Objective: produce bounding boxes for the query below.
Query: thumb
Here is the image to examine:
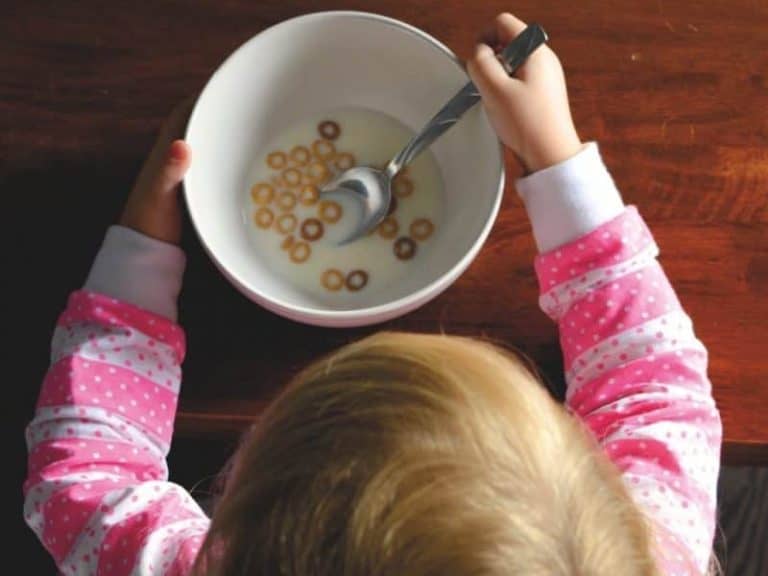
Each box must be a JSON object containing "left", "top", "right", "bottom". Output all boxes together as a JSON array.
[{"left": 150, "top": 140, "right": 191, "bottom": 199}]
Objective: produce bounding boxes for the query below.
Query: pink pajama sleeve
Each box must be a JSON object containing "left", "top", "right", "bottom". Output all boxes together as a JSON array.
[
  {"left": 24, "top": 227, "right": 209, "bottom": 576},
  {"left": 520, "top": 145, "right": 721, "bottom": 575}
]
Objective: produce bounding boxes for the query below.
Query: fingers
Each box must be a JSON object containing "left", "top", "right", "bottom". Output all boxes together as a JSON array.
[
  {"left": 475, "top": 13, "right": 552, "bottom": 85},
  {"left": 141, "top": 97, "right": 196, "bottom": 181},
  {"left": 470, "top": 12, "right": 536, "bottom": 93},
  {"left": 495, "top": 13, "right": 527, "bottom": 44},
  {"left": 479, "top": 13, "right": 528, "bottom": 49},
  {"left": 150, "top": 140, "right": 191, "bottom": 198},
  {"left": 467, "top": 43, "right": 518, "bottom": 100},
  {"left": 161, "top": 97, "right": 196, "bottom": 139}
]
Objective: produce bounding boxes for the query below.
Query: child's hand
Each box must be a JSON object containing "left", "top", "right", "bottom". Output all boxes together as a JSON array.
[
  {"left": 467, "top": 13, "right": 583, "bottom": 173},
  {"left": 119, "top": 101, "right": 193, "bottom": 245}
]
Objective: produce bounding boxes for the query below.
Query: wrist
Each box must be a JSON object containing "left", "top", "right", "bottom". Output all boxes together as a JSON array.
[
  {"left": 524, "top": 128, "right": 583, "bottom": 173},
  {"left": 119, "top": 194, "right": 182, "bottom": 246}
]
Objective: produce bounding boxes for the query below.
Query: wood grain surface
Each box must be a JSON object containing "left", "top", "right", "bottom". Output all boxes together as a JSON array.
[{"left": 4, "top": 1, "right": 767, "bottom": 483}]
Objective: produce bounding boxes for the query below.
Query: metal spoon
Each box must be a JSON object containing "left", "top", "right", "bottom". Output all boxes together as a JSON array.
[{"left": 321, "top": 24, "right": 548, "bottom": 244}]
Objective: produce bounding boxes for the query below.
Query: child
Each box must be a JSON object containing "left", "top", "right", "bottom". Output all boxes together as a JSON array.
[{"left": 24, "top": 13, "right": 721, "bottom": 576}]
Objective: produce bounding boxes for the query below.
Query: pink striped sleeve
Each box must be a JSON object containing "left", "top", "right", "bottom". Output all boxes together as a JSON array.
[
  {"left": 535, "top": 207, "right": 722, "bottom": 575},
  {"left": 24, "top": 291, "right": 209, "bottom": 576}
]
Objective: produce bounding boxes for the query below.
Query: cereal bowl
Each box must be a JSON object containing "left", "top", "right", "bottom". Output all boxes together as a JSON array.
[{"left": 184, "top": 11, "right": 504, "bottom": 327}]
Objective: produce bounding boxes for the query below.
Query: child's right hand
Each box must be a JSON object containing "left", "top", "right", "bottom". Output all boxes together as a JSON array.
[{"left": 467, "top": 13, "right": 583, "bottom": 173}]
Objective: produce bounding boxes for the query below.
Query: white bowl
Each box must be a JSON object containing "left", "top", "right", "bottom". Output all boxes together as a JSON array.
[{"left": 184, "top": 11, "right": 504, "bottom": 327}]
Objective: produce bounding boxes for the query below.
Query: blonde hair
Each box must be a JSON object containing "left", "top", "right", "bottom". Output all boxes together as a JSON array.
[{"left": 193, "top": 332, "right": 663, "bottom": 575}]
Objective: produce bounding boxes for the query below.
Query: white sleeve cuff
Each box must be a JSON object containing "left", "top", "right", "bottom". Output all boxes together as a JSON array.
[
  {"left": 516, "top": 143, "right": 625, "bottom": 253},
  {"left": 84, "top": 226, "right": 186, "bottom": 320}
]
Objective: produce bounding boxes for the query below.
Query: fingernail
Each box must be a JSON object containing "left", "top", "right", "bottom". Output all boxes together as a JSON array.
[{"left": 169, "top": 141, "right": 186, "bottom": 162}]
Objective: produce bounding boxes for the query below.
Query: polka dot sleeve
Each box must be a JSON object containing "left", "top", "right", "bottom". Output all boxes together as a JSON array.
[
  {"left": 535, "top": 207, "right": 722, "bottom": 575},
  {"left": 24, "top": 290, "right": 209, "bottom": 575}
]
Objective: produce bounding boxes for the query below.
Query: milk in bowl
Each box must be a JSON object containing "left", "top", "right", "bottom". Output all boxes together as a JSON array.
[{"left": 243, "top": 107, "right": 443, "bottom": 307}]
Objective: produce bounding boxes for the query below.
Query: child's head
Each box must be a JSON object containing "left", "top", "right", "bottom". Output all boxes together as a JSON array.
[{"left": 194, "top": 332, "right": 659, "bottom": 575}]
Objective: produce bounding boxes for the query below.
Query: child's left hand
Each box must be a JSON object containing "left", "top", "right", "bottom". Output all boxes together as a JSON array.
[{"left": 119, "top": 101, "right": 193, "bottom": 245}]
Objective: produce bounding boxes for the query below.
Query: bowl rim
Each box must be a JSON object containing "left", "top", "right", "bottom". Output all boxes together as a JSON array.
[{"left": 183, "top": 10, "right": 505, "bottom": 325}]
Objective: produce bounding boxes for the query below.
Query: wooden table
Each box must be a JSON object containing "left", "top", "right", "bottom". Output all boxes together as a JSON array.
[{"left": 5, "top": 0, "right": 767, "bottom": 474}]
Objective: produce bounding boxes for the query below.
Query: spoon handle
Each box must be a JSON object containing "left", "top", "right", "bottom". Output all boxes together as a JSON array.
[{"left": 386, "top": 24, "right": 548, "bottom": 177}]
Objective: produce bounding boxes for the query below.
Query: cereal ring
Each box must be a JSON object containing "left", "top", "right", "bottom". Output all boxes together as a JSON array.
[
  {"left": 253, "top": 207, "right": 275, "bottom": 229},
  {"left": 281, "top": 235, "right": 295, "bottom": 251},
  {"left": 377, "top": 216, "right": 399, "bottom": 239},
  {"left": 250, "top": 182, "right": 274, "bottom": 205},
  {"left": 300, "top": 174, "right": 313, "bottom": 186},
  {"left": 393, "top": 175, "right": 414, "bottom": 198},
  {"left": 267, "top": 151, "right": 287, "bottom": 169},
  {"left": 318, "top": 120, "right": 341, "bottom": 140},
  {"left": 393, "top": 236, "right": 417, "bottom": 260},
  {"left": 306, "top": 161, "right": 331, "bottom": 185},
  {"left": 321, "top": 269, "right": 344, "bottom": 292},
  {"left": 276, "top": 213, "right": 298, "bottom": 235},
  {"left": 410, "top": 218, "right": 435, "bottom": 241},
  {"left": 300, "top": 218, "right": 325, "bottom": 241},
  {"left": 334, "top": 152, "right": 355, "bottom": 171},
  {"left": 312, "top": 139, "right": 336, "bottom": 160},
  {"left": 290, "top": 241, "right": 311, "bottom": 264},
  {"left": 387, "top": 196, "right": 398, "bottom": 216},
  {"left": 299, "top": 184, "right": 319, "bottom": 206},
  {"left": 277, "top": 191, "right": 297, "bottom": 212},
  {"left": 289, "top": 146, "right": 311, "bottom": 166},
  {"left": 318, "top": 200, "right": 343, "bottom": 224},
  {"left": 282, "top": 168, "right": 302, "bottom": 187},
  {"left": 345, "top": 270, "right": 369, "bottom": 292}
]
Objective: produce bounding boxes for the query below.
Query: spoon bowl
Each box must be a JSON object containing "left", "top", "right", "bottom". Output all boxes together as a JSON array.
[{"left": 322, "top": 165, "right": 391, "bottom": 244}]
